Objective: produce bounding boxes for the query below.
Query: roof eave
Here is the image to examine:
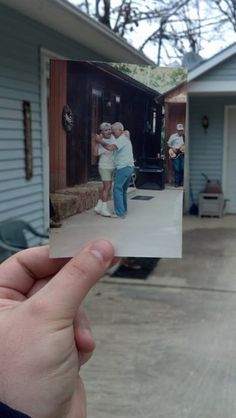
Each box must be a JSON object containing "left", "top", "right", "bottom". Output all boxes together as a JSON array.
[
  {"left": 188, "top": 43, "right": 236, "bottom": 82},
  {"left": 1, "top": 0, "right": 153, "bottom": 65},
  {"left": 90, "top": 62, "right": 162, "bottom": 96}
]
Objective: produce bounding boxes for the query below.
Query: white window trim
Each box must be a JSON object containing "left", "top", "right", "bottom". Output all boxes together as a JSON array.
[
  {"left": 188, "top": 81, "right": 236, "bottom": 94},
  {"left": 222, "top": 105, "right": 236, "bottom": 200},
  {"left": 183, "top": 95, "right": 189, "bottom": 213},
  {"left": 40, "top": 47, "right": 67, "bottom": 230}
]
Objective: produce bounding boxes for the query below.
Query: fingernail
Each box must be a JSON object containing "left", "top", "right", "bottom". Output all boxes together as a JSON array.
[{"left": 90, "top": 240, "right": 114, "bottom": 263}]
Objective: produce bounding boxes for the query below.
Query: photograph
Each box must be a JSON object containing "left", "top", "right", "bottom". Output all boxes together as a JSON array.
[{"left": 49, "top": 60, "right": 187, "bottom": 258}]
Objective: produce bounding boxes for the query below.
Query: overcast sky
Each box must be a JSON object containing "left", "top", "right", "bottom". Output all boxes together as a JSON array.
[{"left": 69, "top": 0, "right": 236, "bottom": 64}]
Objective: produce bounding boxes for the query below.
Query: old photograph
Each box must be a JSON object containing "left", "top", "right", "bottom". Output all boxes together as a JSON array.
[{"left": 49, "top": 60, "right": 187, "bottom": 257}]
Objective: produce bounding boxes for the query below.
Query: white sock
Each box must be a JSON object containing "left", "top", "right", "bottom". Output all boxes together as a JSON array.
[
  {"left": 100, "top": 202, "right": 112, "bottom": 217},
  {"left": 95, "top": 199, "right": 102, "bottom": 209}
]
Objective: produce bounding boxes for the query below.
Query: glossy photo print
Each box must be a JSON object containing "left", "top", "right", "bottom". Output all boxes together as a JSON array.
[{"left": 49, "top": 60, "right": 187, "bottom": 258}]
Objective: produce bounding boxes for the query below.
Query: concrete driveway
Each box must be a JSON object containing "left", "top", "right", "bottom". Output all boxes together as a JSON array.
[{"left": 82, "top": 215, "right": 236, "bottom": 418}]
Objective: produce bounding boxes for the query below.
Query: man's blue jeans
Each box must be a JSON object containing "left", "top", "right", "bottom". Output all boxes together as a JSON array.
[
  {"left": 173, "top": 154, "right": 184, "bottom": 186},
  {"left": 113, "top": 166, "right": 133, "bottom": 216}
]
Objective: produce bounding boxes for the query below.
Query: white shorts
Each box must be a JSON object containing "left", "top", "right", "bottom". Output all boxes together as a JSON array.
[{"left": 99, "top": 167, "right": 114, "bottom": 181}]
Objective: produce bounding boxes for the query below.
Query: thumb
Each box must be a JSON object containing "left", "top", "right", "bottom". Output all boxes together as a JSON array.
[{"left": 27, "top": 240, "right": 114, "bottom": 322}]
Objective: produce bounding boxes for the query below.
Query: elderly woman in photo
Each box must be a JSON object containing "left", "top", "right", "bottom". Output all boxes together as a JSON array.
[{"left": 93, "top": 122, "right": 115, "bottom": 217}]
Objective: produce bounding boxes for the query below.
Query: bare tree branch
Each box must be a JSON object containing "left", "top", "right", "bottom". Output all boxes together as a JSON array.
[
  {"left": 75, "top": 0, "right": 236, "bottom": 64},
  {"left": 77, "top": 0, "right": 91, "bottom": 14},
  {"left": 213, "top": 0, "right": 236, "bottom": 31},
  {"left": 95, "top": 0, "right": 111, "bottom": 27}
]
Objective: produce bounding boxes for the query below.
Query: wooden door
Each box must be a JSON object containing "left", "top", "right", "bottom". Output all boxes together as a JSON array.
[{"left": 49, "top": 60, "right": 67, "bottom": 192}]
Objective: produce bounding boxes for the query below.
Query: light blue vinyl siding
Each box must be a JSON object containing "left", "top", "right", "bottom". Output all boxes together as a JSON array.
[
  {"left": 0, "top": 3, "right": 104, "bottom": 256},
  {"left": 197, "top": 54, "right": 236, "bottom": 82},
  {"left": 189, "top": 96, "right": 236, "bottom": 202}
]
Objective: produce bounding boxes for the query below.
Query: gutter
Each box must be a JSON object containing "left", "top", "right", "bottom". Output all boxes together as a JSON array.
[
  {"left": 0, "top": 0, "right": 154, "bottom": 65},
  {"left": 56, "top": 0, "right": 154, "bottom": 64}
]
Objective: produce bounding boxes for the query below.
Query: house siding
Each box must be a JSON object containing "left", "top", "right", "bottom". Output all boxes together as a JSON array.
[
  {"left": 197, "top": 54, "right": 236, "bottom": 82},
  {"left": 189, "top": 96, "right": 236, "bottom": 203},
  {"left": 0, "top": 3, "right": 104, "bottom": 255}
]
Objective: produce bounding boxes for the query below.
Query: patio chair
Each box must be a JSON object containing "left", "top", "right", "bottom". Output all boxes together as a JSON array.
[{"left": 0, "top": 220, "right": 49, "bottom": 257}]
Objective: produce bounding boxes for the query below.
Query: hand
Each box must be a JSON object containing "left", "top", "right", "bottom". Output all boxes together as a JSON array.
[
  {"left": 95, "top": 133, "right": 103, "bottom": 143},
  {"left": 0, "top": 240, "right": 114, "bottom": 418},
  {"left": 124, "top": 130, "right": 130, "bottom": 139},
  {"left": 105, "top": 144, "right": 117, "bottom": 151}
]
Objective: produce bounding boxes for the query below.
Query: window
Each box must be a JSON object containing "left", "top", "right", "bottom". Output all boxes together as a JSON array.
[{"left": 152, "top": 110, "right": 157, "bottom": 134}]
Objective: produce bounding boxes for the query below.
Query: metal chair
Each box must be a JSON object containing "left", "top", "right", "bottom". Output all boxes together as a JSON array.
[{"left": 0, "top": 220, "right": 49, "bottom": 258}]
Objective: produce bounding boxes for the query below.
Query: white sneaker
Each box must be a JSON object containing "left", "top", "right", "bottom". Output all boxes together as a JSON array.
[
  {"left": 100, "top": 202, "right": 112, "bottom": 217},
  {"left": 94, "top": 199, "right": 102, "bottom": 214}
]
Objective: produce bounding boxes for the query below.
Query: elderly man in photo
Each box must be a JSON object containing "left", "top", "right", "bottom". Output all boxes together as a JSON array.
[
  {"left": 98, "top": 122, "right": 134, "bottom": 218},
  {"left": 168, "top": 123, "right": 185, "bottom": 188}
]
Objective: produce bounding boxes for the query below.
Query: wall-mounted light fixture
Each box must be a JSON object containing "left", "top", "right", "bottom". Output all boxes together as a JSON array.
[{"left": 202, "top": 115, "right": 209, "bottom": 133}]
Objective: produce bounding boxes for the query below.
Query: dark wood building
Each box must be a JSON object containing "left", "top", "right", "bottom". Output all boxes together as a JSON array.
[{"left": 50, "top": 60, "right": 163, "bottom": 192}]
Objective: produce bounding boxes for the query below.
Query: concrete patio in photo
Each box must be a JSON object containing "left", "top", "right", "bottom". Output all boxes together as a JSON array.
[
  {"left": 50, "top": 188, "right": 183, "bottom": 259},
  {"left": 80, "top": 214, "right": 236, "bottom": 418}
]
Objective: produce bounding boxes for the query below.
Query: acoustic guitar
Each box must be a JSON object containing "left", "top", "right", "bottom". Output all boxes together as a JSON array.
[{"left": 168, "top": 143, "right": 185, "bottom": 160}]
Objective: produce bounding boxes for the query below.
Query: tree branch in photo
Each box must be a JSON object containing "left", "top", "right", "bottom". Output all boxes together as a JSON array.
[
  {"left": 213, "top": 0, "right": 236, "bottom": 31},
  {"left": 74, "top": 0, "right": 236, "bottom": 64}
]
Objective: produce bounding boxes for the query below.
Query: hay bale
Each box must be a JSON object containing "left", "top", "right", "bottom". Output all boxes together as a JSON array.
[
  {"left": 50, "top": 193, "right": 78, "bottom": 221},
  {"left": 51, "top": 182, "right": 104, "bottom": 219}
]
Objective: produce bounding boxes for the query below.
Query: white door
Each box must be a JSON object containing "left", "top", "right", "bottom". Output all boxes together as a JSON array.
[{"left": 223, "top": 106, "right": 236, "bottom": 213}]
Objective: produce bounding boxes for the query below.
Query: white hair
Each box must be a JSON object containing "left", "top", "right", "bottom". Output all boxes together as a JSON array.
[
  {"left": 100, "top": 122, "right": 111, "bottom": 131},
  {"left": 112, "top": 122, "right": 124, "bottom": 131}
]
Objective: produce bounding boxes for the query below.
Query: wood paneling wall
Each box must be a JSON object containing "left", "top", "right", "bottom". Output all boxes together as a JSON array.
[{"left": 49, "top": 60, "right": 67, "bottom": 192}]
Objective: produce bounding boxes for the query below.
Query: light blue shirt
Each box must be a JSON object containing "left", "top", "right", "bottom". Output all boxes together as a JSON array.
[
  {"left": 168, "top": 133, "right": 184, "bottom": 149},
  {"left": 113, "top": 134, "right": 134, "bottom": 169}
]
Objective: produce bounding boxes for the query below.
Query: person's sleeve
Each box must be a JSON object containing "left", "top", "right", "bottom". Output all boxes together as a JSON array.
[
  {"left": 110, "top": 138, "right": 118, "bottom": 149},
  {"left": 114, "top": 137, "right": 125, "bottom": 150},
  {"left": 0, "top": 402, "right": 31, "bottom": 417}
]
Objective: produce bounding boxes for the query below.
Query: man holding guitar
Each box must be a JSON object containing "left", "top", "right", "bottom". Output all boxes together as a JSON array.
[{"left": 168, "top": 123, "right": 185, "bottom": 187}]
